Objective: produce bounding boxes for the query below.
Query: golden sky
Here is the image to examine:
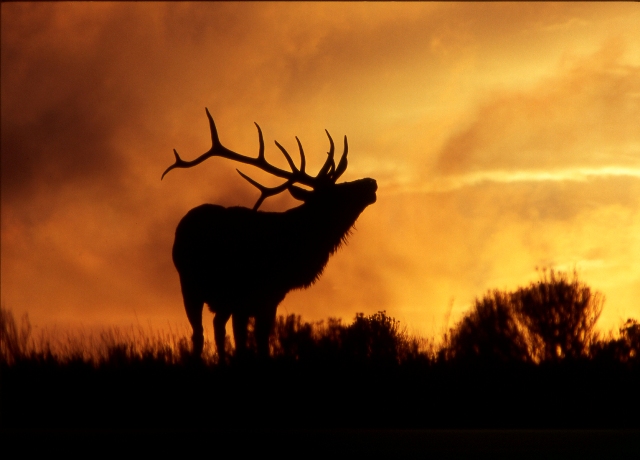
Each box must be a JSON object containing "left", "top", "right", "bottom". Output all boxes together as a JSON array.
[{"left": 2, "top": 2, "right": 639, "bottom": 340}]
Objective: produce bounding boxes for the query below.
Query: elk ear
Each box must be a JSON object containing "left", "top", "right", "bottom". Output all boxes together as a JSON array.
[{"left": 289, "top": 185, "right": 313, "bottom": 202}]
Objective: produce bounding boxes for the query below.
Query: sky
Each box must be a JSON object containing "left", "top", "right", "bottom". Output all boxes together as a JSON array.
[{"left": 2, "top": 2, "right": 639, "bottom": 341}]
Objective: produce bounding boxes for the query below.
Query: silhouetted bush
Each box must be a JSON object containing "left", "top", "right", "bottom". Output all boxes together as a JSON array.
[
  {"left": 442, "top": 270, "right": 604, "bottom": 364},
  {"left": 342, "top": 311, "right": 401, "bottom": 363},
  {"left": 440, "top": 290, "right": 532, "bottom": 364},
  {"left": 592, "top": 318, "right": 639, "bottom": 365},
  {"left": 270, "top": 314, "right": 320, "bottom": 361},
  {"left": 618, "top": 318, "right": 640, "bottom": 360},
  {"left": 513, "top": 269, "right": 603, "bottom": 362},
  {"left": 269, "top": 311, "right": 421, "bottom": 365}
]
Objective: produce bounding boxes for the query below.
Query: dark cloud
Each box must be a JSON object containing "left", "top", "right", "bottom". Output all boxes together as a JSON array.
[
  {"left": 1, "top": 98, "right": 123, "bottom": 204},
  {"left": 1, "top": 3, "right": 151, "bottom": 208}
]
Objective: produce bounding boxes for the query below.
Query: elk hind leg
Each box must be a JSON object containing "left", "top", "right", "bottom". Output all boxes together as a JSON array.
[
  {"left": 182, "top": 290, "right": 205, "bottom": 357},
  {"left": 213, "top": 311, "right": 231, "bottom": 364},
  {"left": 232, "top": 313, "right": 250, "bottom": 360}
]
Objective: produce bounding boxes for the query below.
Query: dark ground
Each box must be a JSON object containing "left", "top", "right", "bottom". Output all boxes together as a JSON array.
[{"left": 3, "top": 358, "right": 639, "bottom": 429}]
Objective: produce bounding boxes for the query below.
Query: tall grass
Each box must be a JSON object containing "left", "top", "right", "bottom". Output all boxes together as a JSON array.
[
  {"left": 1, "top": 270, "right": 636, "bottom": 368},
  {"left": 0, "top": 307, "right": 32, "bottom": 365},
  {"left": 0, "top": 307, "right": 210, "bottom": 366}
]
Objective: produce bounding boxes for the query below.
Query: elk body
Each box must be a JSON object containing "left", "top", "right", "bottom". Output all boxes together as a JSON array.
[{"left": 163, "top": 109, "right": 377, "bottom": 360}]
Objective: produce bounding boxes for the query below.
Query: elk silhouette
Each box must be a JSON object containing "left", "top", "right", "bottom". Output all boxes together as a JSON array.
[{"left": 162, "top": 108, "right": 377, "bottom": 360}]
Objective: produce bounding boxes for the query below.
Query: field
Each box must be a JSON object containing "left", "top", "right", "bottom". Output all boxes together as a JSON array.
[{"left": 2, "top": 272, "right": 639, "bottom": 454}]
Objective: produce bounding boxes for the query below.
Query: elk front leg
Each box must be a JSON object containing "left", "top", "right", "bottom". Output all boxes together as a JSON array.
[{"left": 213, "top": 312, "right": 231, "bottom": 364}]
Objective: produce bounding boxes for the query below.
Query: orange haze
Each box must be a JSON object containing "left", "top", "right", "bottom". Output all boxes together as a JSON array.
[{"left": 2, "top": 3, "right": 639, "bottom": 340}]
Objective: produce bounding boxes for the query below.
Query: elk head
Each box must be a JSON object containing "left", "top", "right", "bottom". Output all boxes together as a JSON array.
[{"left": 161, "top": 108, "right": 377, "bottom": 211}]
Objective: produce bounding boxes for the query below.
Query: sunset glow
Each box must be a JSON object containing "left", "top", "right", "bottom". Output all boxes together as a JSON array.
[{"left": 2, "top": 2, "right": 639, "bottom": 340}]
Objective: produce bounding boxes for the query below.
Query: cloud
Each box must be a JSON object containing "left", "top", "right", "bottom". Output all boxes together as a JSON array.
[
  {"left": 1, "top": 2, "right": 639, "bottom": 338},
  {"left": 392, "top": 166, "right": 640, "bottom": 196},
  {"left": 1, "top": 3, "right": 157, "bottom": 211},
  {"left": 434, "top": 41, "right": 640, "bottom": 177}
]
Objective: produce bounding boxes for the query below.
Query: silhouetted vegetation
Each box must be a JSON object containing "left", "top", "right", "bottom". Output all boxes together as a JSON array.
[
  {"left": 2, "top": 271, "right": 638, "bottom": 433},
  {"left": 440, "top": 269, "right": 605, "bottom": 364},
  {"left": 268, "top": 311, "right": 425, "bottom": 366},
  {"left": 592, "top": 318, "right": 639, "bottom": 364},
  {"left": 439, "top": 290, "right": 532, "bottom": 364},
  {"left": 0, "top": 308, "right": 423, "bottom": 369}
]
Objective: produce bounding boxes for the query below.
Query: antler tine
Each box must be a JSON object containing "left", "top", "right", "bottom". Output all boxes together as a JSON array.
[
  {"left": 206, "top": 107, "right": 221, "bottom": 148},
  {"left": 254, "top": 122, "right": 265, "bottom": 161},
  {"left": 161, "top": 108, "right": 222, "bottom": 180},
  {"left": 237, "top": 169, "right": 294, "bottom": 211},
  {"left": 161, "top": 149, "right": 186, "bottom": 180},
  {"left": 332, "top": 135, "right": 349, "bottom": 182},
  {"left": 295, "top": 137, "right": 306, "bottom": 174},
  {"left": 274, "top": 140, "right": 299, "bottom": 174},
  {"left": 160, "top": 107, "right": 225, "bottom": 180},
  {"left": 316, "top": 130, "right": 335, "bottom": 179}
]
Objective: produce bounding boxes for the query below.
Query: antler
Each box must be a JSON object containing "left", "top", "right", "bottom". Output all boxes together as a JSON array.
[
  {"left": 162, "top": 108, "right": 349, "bottom": 209},
  {"left": 237, "top": 172, "right": 295, "bottom": 211},
  {"left": 313, "top": 131, "right": 349, "bottom": 183}
]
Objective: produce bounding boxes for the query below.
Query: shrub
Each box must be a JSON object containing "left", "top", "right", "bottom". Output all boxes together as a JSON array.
[
  {"left": 441, "top": 290, "right": 532, "bottom": 363},
  {"left": 269, "top": 311, "right": 421, "bottom": 365},
  {"left": 593, "top": 318, "right": 639, "bottom": 364},
  {"left": 343, "top": 311, "right": 412, "bottom": 364},
  {"left": 513, "top": 269, "right": 603, "bottom": 362},
  {"left": 270, "top": 314, "right": 318, "bottom": 360},
  {"left": 442, "top": 270, "right": 604, "bottom": 364}
]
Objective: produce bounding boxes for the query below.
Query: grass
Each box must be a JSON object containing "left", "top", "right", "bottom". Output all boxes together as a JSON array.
[
  {"left": 1, "top": 271, "right": 638, "bottom": 432},
  {"left": 0, "top": 309, "right": 430, "bottom": 368}
]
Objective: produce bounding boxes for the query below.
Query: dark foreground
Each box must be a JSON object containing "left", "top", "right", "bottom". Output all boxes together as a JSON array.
[
  {"left": 2, "top": 280, "right": 638, "bottom": 455},
  {"left": 2, "top": 358, "right": 638, "bottom": 431},
  {"left": 3, "top": 360, "right": 639, "bottom": 457},
  {"left": 3, "top": 343, "right": 639, "bottom": 457},
  {"left": 4, "top": 428, "right": 639, "bottom": 458}
]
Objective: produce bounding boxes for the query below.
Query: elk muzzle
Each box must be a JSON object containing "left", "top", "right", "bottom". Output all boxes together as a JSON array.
[{"left": 361, "top": 178, "right": 378, "bottom": 205}]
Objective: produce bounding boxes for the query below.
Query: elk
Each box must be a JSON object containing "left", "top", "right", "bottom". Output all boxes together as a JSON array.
[{"left": 162, "top": 108, "right": 377, "bottom": 361}]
